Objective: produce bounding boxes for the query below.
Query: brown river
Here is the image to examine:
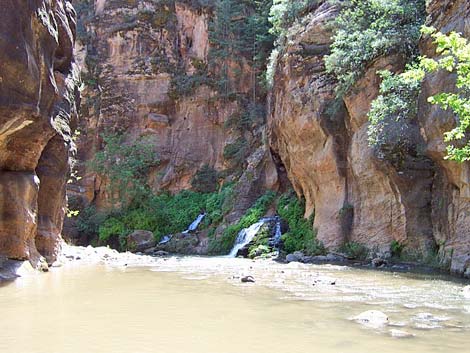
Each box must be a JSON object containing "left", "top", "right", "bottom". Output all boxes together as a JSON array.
[{"left": 1, "top": 254, "right": 470, "bottom": 353}]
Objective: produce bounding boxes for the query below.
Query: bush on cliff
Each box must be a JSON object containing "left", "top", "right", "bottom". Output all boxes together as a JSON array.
[
  {"left": 88, "top": 133, "right": 159, "bottom": 207},
  {"left": 325, "top": 0, "right": 426, "bottom": 99},
  {"left": 368, "top": 27, "right": 470, "bottom": 162},
  {"left": 276, "top": 191, "right": 325, "bottom": 256}
]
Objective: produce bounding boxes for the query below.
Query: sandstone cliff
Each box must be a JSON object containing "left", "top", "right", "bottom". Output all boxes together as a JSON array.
[
  {"left": 268, "top": 0, "right": 470, "bottom": 275},
  {"left": 0, "top": 0, "right": 79, "bottom": 266},
  {"left": 70, "top": 0, "right": 277, "bottom": 212}
]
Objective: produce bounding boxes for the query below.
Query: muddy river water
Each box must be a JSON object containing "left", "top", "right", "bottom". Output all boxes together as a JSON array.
[{"left": 1, "top": 255, "right": 469, "bottom": 353}]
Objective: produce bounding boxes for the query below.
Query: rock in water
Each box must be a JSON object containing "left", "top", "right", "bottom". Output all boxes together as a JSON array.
[
  {"left": 241, "top": 276, "right": 255, "bottom": 283},
  {"left": 127, "top": 231, "right": 156, "bottom": 252},
  {"left": 352, "top": 310, "right": 389, "bottom": 328}
]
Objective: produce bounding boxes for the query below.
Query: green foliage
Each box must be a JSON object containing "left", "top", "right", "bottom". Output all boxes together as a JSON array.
[
  {"left": 76, "top": 206, "right": 107, "bottom": 238},
  {"left": 367, "top": 70, "right": 421, "bottom": 162},
  {"left": 78, "top": 184, "right": 237, "bottom": 251},
  {"left": 99, "top": 217, "right": 128, "bottom": 243},
  {"left": 209, "top": 0, "right": 274, "bottom": 98},
  {"left": 269, "top": 0, "right": 317, "bottom": 37},
  {"left": 204, "top": 182, "right": 235, "bottom": 224},
  {"left": 325, "top": 0, "right": 426, "bottom": 98},
  {"left": 224, "top": 102, "right": 266, "bottom": 132},
  {"left": 208, "top": 191, "right": 277, "bottom": 255},
  {"left": 421, "top": 28, "right": 470, "bottom": 162},
  {"left": 247, "top": 224, "right": 270, "bottom": 257},
  {"left": 168, "top": 70, "right": 214, "bottom": 99},
  {"left": 339, "top": 242, "right": 369, "bottom": 260},
  {"left": 391, "top": 240, "right": 404, "bottom": 258},
  {"left": 88, "top": 133, "right": 159, "bottom": 206},
  {"left": 277, "top": 192, "right": 325, "bottom": 256},
  {"left": 191, "top": 165, "right": 219, "bottom": 193},
  {"left": 223, "top": 138, "right": 248, "bottom": 167},
  {"left": 368, "top": 27, "right": 470, "bottom": 163}
]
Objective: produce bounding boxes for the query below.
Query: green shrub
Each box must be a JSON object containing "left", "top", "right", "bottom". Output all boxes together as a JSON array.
[
  {"left": 81, "top": 184, "right": 239, "bottom": 251},
  {"left": 76, "top": 206, "right": 107, "bottom": 238},
  {"left": 339, "top": 242, "right": 369, "bottom": 260},
  {"left": 269, "top": 0, "right": 318, "bottom": 37},
  {"left": 223, "top": 138, "right": 248, "bottom": 166},
  {"left": 391, "top": 240, "right": 404, "bottom": 258},
  {"left": 277, "top": 191, "right": 325, "bottom": 256},
  {"left": 368, "top": 27, "right": 470, "bottom": 163},
  {"left": 88, "top": 133, "right": 159, "bottom": 207},
  {"left": 205, "top": 183, "right": 235, "bottom": 225},
  {"left": 191, "top": 165, "right": 219, "bottom": 193},
  {"left": 168, "top": 71, "right": 214, "bottom": 99},
  {"left": 325, "top": 0, "right": 426, "bottom": 98},
  {"left": 98, "top": 217, "right": 128, "bottom": 245},
  {"left": 367, "top": 70, "right": 421, "bottom": 163}
]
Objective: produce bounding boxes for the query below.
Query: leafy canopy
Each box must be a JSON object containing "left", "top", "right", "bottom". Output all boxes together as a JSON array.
[
  {"left": 368, "top": 27, "right": 470, "bottom": 162},
  {"left": 325, "top": 0, "right": 425, "bottom": 98}
]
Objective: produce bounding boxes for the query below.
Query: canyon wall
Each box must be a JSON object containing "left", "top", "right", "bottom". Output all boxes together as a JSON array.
[
  {"left": 69, "top": 0, "right": 277, "bottom": 223},
  {"left": 0, "top": 0, "right": 79, "bottom": 266},
  {"left": 269, "top": 0, "right": 470, "bottom": 275}
]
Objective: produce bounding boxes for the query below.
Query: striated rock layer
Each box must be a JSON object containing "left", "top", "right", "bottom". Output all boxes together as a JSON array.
[
  {"left": 0, "top": 1, "right": 79, "bottom": 266},
  {"left": 269, "top": 0, "right": 470, "bottom": 275}
]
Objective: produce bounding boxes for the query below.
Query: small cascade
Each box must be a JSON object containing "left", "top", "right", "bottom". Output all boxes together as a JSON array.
[
  {"left": 228, "top": 216, "right": 284, "bottom": 257},
  {"left": 228, "top": 221, "right": 266, "bottom": 257},
  {"left": 158, "top": 234, "right": 172, "bottom": 245},
  {"left": 271, "top": 216, "right": 282, "bottom": 248},
  {"left": 182, "top": 213, "right": 206, "bottom": 234}
]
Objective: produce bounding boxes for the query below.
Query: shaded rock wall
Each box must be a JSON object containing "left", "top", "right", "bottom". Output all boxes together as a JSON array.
[
  {"left": 269, "top": 0, "right": 470, "bottom": 274},
  {"left": 0, "top": 1, "right": 79, "bottom": 265}
]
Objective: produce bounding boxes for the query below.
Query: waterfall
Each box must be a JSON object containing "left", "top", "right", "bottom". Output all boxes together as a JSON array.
[
  {"left": 182, "top": 213, "right": 206, "bottom": 234},
  {"left": 158, "top": 234, "right": 172, "bottom": 245},
  {"left": 272, "top": 217, "right": 282, "bottom": 247},
  {"left": 228, "top": 220, "right": 266, "bottom": 257},
  {"left": 228, "top": 216, "right": 284, "bottom": 257}
]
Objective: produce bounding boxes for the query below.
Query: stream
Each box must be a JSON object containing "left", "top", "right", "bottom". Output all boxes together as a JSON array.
[{"left": 1, "top": 251, "right": 470, "bottom": 353}]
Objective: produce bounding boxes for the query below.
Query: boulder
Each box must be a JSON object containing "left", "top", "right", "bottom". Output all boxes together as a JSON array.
[
  {"left": 241, "top": 276, "right": 255, "bottom": 283},
  {"left": 127, "top": 231, "right": 156, "bottom": 252},
  {"left": 352, "top": 310, "right": 389, "bottom": 328},
  {"left": 286, "top": 251, "right": 305, "bottom": 263},
  {"left": 371, "top": 258, "right": 388, "bottom": 268},
  {"left": 156, "top": 232, "right": 201, "bottom": 255}
]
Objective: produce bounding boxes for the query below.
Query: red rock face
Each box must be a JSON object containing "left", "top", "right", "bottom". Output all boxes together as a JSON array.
[
  {"left": 269, "top": 0, "right": 470, "bottom": 275},
  {"left": 70, "top": 0, "right": 277, "bottom": 215},
  {"left": 0, "top": 1, "right": 79, "bottom": 266}
]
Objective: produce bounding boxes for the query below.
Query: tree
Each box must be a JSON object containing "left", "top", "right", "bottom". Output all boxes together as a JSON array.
[
  {"left": 209, "top": 0, "right": 244, "bottom": 96},
  {"left": 368, "top": 26, "right": 470, "bottom": 162}
]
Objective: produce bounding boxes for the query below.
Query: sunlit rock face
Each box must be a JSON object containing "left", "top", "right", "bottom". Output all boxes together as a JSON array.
[
  {"left": 71, "top": 0, "right": 277, "bottom": 213},
  {"left": 0, "top": 1, "right": 79, "bottom": 265},
  {"left": 418, "top": 0, "right": 470, "bottom": 276},
  {"left": 269, "top": 0, "right": 470, "bottom": 274}
]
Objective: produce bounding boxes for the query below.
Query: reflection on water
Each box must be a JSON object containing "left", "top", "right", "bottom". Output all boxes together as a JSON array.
[{"left": 0, "top": 256, "right": 469, "bottom": 353}]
